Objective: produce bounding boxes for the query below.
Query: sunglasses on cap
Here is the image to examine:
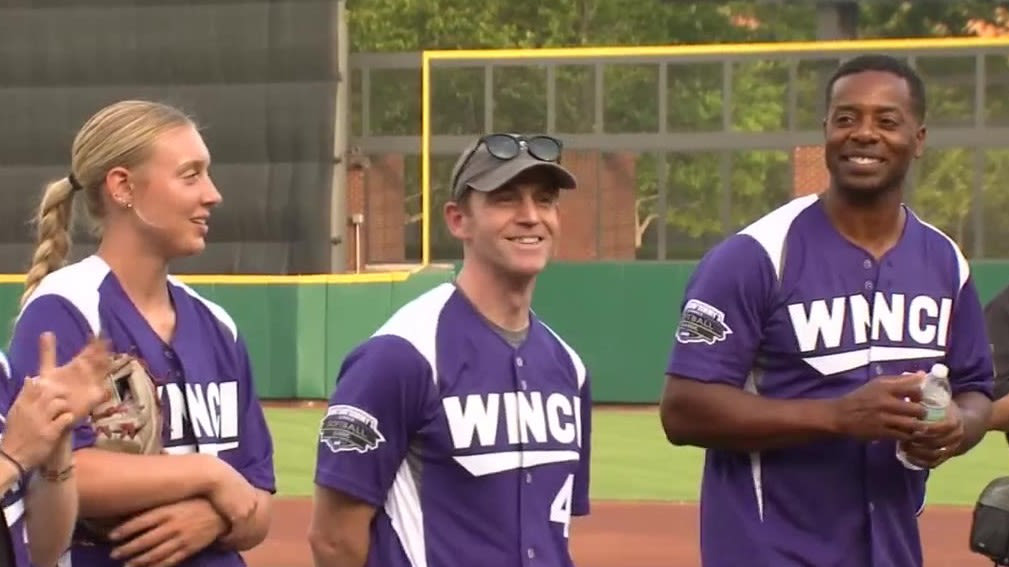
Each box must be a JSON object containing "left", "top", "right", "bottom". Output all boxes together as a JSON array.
[{"left": 450, "top": 133, "right": 564, "bottom": 196}]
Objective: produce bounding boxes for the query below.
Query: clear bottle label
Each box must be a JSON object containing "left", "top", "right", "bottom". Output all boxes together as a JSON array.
[{"left": 921, "top": 404, "right": 946, "bottom": 423}]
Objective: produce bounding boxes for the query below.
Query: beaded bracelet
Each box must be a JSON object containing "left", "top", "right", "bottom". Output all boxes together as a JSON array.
[
  {"left": 38, "top": 464, "right": 74, "bottom": 483},
  {"left": 0, "top": 449, "right": 26, "bottom": 485}
]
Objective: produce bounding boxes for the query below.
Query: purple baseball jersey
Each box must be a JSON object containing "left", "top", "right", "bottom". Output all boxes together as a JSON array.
[
  {"left": 6, "top": 255, "right": 276, "bottom": 567},
  {"left": 0, "top": 352, "right": 32, "bottom": 567},
  {"left": 666, "top": 195, "right": 993, "bottom": 567},
  {"left": 314, "top": 283, "right": 591, "bottom": 567}
]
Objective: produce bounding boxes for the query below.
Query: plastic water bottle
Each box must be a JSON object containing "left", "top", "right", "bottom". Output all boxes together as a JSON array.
[
  {"left": 919, "top": 363, "right": 952, "bottom": 422},
  {"left": 896, "top": 363, "right": 951, "bottom": 471}
]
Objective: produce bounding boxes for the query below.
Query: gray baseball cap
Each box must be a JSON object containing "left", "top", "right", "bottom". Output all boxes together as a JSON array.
[{"left": 449, "top": 136, "right": 577, "bottom": 199}]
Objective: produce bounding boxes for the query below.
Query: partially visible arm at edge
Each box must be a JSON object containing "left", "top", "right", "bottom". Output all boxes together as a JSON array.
[
  {"left": 24, "top": 437, "right": 75, "bottom": 567},
  {"left": 988, "top": 395, "right": 1009, "bottom": 431},
  {"left": 954, "top": 391, "right": 993, "bottom": 456}
]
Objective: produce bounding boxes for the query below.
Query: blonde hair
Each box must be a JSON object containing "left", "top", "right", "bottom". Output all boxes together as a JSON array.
[{"left": 21, "top": 100, "right": 194, "bottom": 306}]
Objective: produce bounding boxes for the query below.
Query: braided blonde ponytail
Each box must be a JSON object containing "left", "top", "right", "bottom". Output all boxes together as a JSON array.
[
  {"left": 20, "top": 100, "right": 193, "bottom": 307},
  {"left": 21, "top": 178, "right": 75, "bottom": 307}
]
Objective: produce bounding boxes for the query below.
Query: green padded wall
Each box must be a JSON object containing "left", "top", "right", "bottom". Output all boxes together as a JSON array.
[
  {"left": 0, "top": 261, "right": 1007, "bottom": 403},
  {"left": 528, "top": 262, "right": 699, "bottom": 403}
]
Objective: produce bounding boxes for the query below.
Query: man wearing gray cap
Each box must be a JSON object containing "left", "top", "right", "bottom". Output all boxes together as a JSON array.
[
  {"left": 310, "top": 133, "right": 593, "bottom": 567},
  {"left": 446, "top": 132, "right": 577, "bottom": 305}
]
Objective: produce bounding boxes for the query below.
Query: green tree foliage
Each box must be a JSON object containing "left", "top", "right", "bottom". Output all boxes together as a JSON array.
[
  {"left": 857, "top": 2, "right": 1009, "bottom": 258},
  {"left": 347, "top": 0, "right": 1009, "bottom": 259}
]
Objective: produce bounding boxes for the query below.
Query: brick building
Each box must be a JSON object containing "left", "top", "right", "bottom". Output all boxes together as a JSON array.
[{"left": 343, "top": 146, "right": 829, "bottom": 270}]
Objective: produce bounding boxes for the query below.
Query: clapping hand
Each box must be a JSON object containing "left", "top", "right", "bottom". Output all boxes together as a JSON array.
[
  {"left": 0, "top": 332, "right": 109, "bottom": 472},
  {"left": 37, "top": 332, "right": 112, "bottom": 421}
]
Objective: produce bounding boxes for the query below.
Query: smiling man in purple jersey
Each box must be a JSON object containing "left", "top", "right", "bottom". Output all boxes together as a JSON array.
[
  {"left": 310, "top": 133, "right": 592, "bottom": 567},
  {"left": 660, "top": 54, "right": 994, "bottom": 567}
]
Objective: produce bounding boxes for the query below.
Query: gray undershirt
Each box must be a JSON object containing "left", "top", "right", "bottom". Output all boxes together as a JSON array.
[
  {"left": 488, "top": 319, "right": 528, "bottom": 348},
  {"left": 453, "top": 282, "right": 529, "bottom": 348}
]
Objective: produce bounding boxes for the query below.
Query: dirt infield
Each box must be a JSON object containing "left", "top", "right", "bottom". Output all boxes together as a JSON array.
[{"left": 241, "top": 498, "right": 990, "bottom": 567}]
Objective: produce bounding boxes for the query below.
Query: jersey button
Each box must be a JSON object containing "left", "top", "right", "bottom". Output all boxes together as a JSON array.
[
  {"left": 521, "top": 380, "right": 528, "bottom": 391},
  {"left": 527, "top": 548, "right": 535, "bottom": 559},
  {"left": 864, "top": 280, "right": 874, "bottom": 291},
  {"left": 525, "top": 472, "right": 532, "bottom": 484},
  {"left": 164, "top": 349, "right": 175, "bottom": 360},
  {"left": 863, "top": 259, "right": 872, "bottom": 269},
  {"left": 516, "top": 357, "right": 524, "bottom": 368}
]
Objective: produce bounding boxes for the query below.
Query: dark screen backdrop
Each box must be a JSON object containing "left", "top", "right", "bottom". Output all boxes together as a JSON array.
[{"left": 0, "top": 0, "right": 339, "bottom": 274}]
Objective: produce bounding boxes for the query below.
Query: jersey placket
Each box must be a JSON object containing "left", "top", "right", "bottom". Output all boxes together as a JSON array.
[
  {"left": 514, "top": 350, "right": 539, "bottom": 565},
  {"left": 863, "top": 255, "right": 884, "bottom": 379},
  {"left": 860, "top": 253, "right": 887, "bottom": 567},
  {"left": 164, "top": 346, "right": 183, "bottom": 382},
  {"left": 163, "top": 346, "right": 197, "bottom": 451}
]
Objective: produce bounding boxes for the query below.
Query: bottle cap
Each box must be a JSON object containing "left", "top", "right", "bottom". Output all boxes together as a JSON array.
[{"left": 929, "top": 363, "right": 949, "bottom": 379}]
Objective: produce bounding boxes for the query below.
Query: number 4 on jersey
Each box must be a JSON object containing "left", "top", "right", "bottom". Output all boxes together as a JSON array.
[{"left": 550, "top": 474, "right": 575, "bottom": 538}]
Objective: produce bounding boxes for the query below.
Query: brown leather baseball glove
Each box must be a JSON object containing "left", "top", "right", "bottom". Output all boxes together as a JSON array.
[
  {"left": 77, "top": 352, "right": 164, "bottom": 542},
  {"left": 89, "top": 353, "right": 163, "bottom": 454}
]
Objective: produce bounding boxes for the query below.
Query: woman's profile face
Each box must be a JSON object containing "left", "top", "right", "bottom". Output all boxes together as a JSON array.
[{"left": 125, "top": 124, "right": 223, "bottom": 259}]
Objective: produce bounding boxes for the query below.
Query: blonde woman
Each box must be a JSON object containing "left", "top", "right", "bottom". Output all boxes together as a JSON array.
[{"left": 7, "top": 100, "right": 275, "bottom": 567}]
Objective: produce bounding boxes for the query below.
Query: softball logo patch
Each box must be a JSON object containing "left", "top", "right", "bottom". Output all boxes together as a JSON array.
[
  {"left": 320, "top": 404, "right": 386, "bottom": 454},
  {"left": 676, "top": 299, "right": 733, "bottom": 345}
]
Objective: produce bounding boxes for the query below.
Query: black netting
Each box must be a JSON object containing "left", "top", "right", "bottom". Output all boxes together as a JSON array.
[{"left": 0, "top": 0, "right": 339, "bottom": 274}]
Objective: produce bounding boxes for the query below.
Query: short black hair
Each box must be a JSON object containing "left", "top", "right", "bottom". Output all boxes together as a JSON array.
[{"left": 824, "top": 54, "right": 926, "bottom": 122}]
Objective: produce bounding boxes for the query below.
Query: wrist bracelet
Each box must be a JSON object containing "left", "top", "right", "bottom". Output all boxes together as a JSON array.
[
  {"left": 0, "top": 449, "right": 26, "bottom": 485},
  {"left": 39, "top": 464, "right": 74, "bottom": 483}
]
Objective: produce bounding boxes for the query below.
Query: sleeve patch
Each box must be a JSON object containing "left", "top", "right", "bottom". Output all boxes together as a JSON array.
[
  {"left": 676, "top": 299, "right": 734, "bottom": 345},
  {"left": 319, "top": 405, "right": 387, "bottom": 454}
]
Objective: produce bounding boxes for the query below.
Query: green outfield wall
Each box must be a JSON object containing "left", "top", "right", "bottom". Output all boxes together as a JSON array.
[{"left": 1, "top": 261, "right": 1007, "bottom": 403}]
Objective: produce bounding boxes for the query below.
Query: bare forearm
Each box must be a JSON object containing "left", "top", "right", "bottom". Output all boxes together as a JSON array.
[
  {"left": 75, "top": 449, "right": 219, "bottom": 517},
  {"left": 954, "top": 391, "right": 993, "bottom": 455},
  {"left": 309, "top": 486, "right": 375, "bottom": 567},
  {"left": 25, "top": 476, "right": 75, "bottom": 567},
  {"left": 219, "top": 490, "right": 271, "bottom": 551},
  {"left": 25, "top": 438, "right": 75, "bottom": 567},
  {"left": 660, "top": 377, "right": 838, "bottom": 451},
  {"left": 988, "top": 396, "right": 1009, "bottom": 431},
  {"left": 309, "top": 534, "right": 369, "bottom": 567}
]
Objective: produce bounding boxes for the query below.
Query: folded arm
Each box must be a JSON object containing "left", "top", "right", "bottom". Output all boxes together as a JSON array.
[
  {"left": 75, "top": 449, "right": 223, "bottom": 518},
  {"left": 213, "top": 335, "right": 276, "bottom": 551},
  {"left": 218, "top": 489, "right": 272, "bottom": 551}
]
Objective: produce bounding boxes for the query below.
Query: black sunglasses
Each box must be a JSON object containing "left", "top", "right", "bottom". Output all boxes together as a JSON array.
[{"left": 451, "top": 133, "right": 563, "bottom": 196}]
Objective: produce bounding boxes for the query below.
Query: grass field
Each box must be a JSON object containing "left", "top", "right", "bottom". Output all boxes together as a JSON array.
[{"left": 265, "top": 406, "right": 1009, "bottom": 506}]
